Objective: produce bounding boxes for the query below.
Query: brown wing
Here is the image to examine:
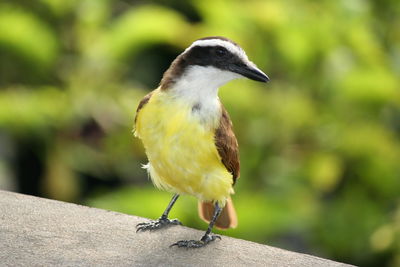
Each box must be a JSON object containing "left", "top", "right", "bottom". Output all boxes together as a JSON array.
[
  {"left": 134, "top": 91, "right": 154, "bottom": 124},
  {"left": 215, "top": 104, "right": 240, "bottom": 184}
]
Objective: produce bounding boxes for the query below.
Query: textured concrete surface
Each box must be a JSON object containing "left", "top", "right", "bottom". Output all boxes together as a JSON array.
[{"left": 0, "top": 190, "right": 355, "bottom": 266}]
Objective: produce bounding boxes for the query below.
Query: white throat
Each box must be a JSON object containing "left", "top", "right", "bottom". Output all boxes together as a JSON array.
[
  {"left": 168, "top": 65, "right": 240, "bottom": 126},
  {"left": 170, "top": 65, "right": 240, "bottom": 102}
]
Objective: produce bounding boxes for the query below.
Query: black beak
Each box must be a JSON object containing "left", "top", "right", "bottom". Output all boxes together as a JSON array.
[{"left": 230, "top": 62, "right": 270, "bottom": 82}]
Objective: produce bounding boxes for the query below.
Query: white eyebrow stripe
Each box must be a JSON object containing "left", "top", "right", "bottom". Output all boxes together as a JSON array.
[{"left": 185, "top": 39, "right": 248, "bottom": 62}]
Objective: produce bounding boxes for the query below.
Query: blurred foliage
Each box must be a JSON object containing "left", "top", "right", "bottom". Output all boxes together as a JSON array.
[{"left": 0, "top": 0, "right": 399, "bottom": 266}]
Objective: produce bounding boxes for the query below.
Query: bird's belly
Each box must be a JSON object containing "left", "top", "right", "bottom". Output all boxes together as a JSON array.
[{"left": 136, "top": 96, "right": 233, "bottom": 203}]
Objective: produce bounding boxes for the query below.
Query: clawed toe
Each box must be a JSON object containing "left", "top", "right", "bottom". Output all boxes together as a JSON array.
[
  {"left": 170, "top": 240, "right": 205, "bottom": 248},
  {"left": 170, "top": 234, "right": 221, "bottom": 248},
  {"left": 136, "top": 217, "right": 182, "bottom": 232},
  {"left": 201, "top": 233, "right": 221, "bottom": 243}
]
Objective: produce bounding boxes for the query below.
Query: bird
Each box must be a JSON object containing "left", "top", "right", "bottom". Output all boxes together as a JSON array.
[{"left": 134, "top": 36, "right": 269, "bottom": 248}]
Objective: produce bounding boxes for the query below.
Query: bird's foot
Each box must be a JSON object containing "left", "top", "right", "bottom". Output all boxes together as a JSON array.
[
  {"left": 170, "top": 234, "right": 221, "bottom": 248},
  {"left": 136, "top": 217, "right": 182, "bottom": 232}
]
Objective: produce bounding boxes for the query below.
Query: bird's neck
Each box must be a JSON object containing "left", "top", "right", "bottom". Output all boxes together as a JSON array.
[
  {"left": 163, "top": 66, "right": 238, "bottom": 128},
  {"left": 168, "top": 65, "right": 238, "bottom": 104}
]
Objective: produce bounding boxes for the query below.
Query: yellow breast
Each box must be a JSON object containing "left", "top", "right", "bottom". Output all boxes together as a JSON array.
[{"left": 135, "top": 89, "right": 234, "bottom": 204}]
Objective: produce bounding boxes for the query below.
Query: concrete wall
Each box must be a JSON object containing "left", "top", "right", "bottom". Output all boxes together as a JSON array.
[{"left": 0, "top": 190, "right": 355, "bottom": 266}]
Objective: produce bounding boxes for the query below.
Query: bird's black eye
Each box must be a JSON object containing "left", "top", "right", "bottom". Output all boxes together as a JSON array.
[{"left": 215, "top": 47, "right": 227, "bottom": 57}]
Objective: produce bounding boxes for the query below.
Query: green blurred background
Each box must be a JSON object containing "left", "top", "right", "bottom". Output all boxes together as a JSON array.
[{"left": 0, "top": 0, "right": 399, "bottom": 266}]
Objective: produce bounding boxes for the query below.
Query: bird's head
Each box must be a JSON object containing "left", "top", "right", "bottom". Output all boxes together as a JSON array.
[{"left": 160, "top": 36, "right": 269, "bottom": 91}]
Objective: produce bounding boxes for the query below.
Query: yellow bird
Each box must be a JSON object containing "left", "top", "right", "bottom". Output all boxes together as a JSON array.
[{"left": 135, "top": 36, "right": 269, "bottom": 248}]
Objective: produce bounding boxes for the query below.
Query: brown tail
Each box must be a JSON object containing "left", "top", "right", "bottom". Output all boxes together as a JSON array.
[{"left": 198, "top": 197, "right": 238, "bottom": 230}]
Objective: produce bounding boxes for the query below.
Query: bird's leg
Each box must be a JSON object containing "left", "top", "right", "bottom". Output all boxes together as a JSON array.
[
  {"left": 136, "top": 194, "right": 182, "bottom": 232},
  {"left": 171, "top": 202, "right": 222, "bottom": 248}
]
